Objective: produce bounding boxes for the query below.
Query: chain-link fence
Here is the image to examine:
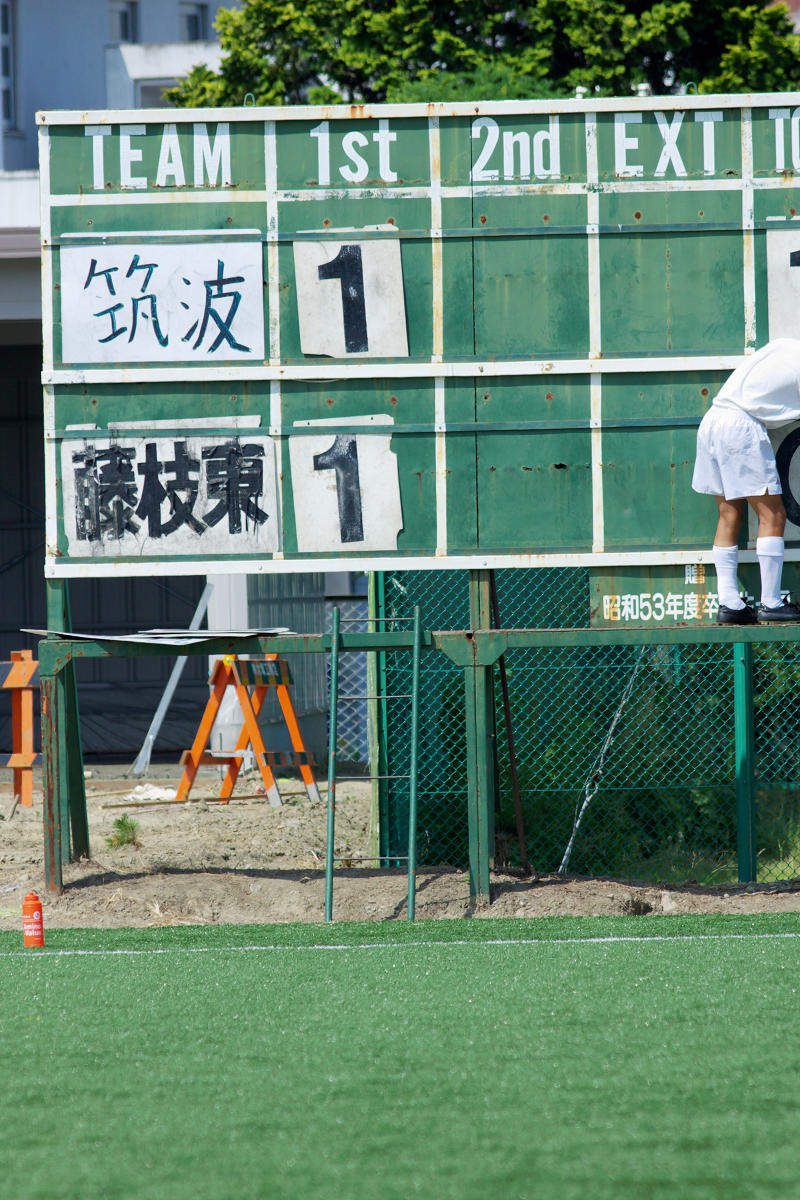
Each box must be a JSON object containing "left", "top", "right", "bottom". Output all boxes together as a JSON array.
[
  {"left": 247, "top": 573, "right": 328, "bottom": 721},
  {"left": 376, "top": 571, "right": 470, "bottom": 869},
  {"left": 326, "top": 597, "right": 369, "bottom": 770},
  {"left": 376, "top": 568, "right": 800, "bottom": 885}
]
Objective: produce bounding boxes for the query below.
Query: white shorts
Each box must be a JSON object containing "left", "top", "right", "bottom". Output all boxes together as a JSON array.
[{"left": 692, "top": 404, "right": 782, "bottom": 500}]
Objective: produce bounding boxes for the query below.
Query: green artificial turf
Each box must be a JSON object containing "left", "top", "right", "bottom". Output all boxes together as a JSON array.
[{"left": 2, "top": 913, "right": 800, "bottom": 1200}]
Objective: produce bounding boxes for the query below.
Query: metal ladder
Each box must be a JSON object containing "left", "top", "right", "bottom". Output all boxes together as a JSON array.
[{"left": 324, "top": 605, "right": 422, "bottom": 922}]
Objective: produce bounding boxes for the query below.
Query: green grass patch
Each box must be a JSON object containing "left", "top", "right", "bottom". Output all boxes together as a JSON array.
[
  {"left": 105, "top": 814, "right": 141, "bottom": 849},
  {"left": 2, "top": 914, "right": 800, "bottom": 1199}
]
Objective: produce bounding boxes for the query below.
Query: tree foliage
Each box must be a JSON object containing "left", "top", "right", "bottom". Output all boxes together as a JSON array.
[{"left": 166, "top": 0, "right": 800, "bottom": 107}]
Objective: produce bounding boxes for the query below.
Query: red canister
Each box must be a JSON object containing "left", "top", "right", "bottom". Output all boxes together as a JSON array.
[{"left": 22, "top": 892, "right": 44, "bottom": 947}]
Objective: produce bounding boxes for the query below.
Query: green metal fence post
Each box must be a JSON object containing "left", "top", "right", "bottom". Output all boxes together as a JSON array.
[
  {"left": 465, "top": 570, "right": 495, "bottom": 903},
  {"left": 407, "top": 605, "right": 422, "bottom": 920},
  {"left": 464, "top": 663, "right": 494, "bottom": 902},
  {"left": 371, "top": 571, "right": 393, "bottom": 866},
  {"left": 45, "top": 579, "right": 89, "bottom": 864},
  {"left": 39, "top": 640, "right": 65, "bottom": 892},
  {"left": 366, "top": 573, "right": 381, "bottom": 864},
  {"left": 324, "top": 606, "right": 341, "bottom": 921},
  {"left": 733, "top": 641, "right": 757, "bottom": 884}
]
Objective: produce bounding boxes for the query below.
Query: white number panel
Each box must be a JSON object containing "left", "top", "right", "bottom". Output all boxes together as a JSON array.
[
  {"left": 60, "top": 242, "right": 265, "bottom": 363},
  {"left": 292, "top": 227, "right": 408, "bottom": 358},
  {"left": 60, "top": 426, "right": 280, "bottom": 557},
  {"left": 767, "top": 228, "right": 800, "bottom": 340},
  {"left": 288, "top": 414, "right": 403, "bottom": 552}
]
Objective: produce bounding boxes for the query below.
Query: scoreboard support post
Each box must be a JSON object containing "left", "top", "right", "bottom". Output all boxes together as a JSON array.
[
  {"left": 44, "top": 578, "right": 89, "bottom": 865},
  {"left": 465, "top": 570, "right": 496, "bottom": 903},
  {"left": 734, "top": 643, "right": 757, "bottom": 884}
]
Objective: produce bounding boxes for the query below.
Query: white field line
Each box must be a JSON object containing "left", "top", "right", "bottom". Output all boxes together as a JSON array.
[{"left": 2, "top": 930, "right": 800, "bottom": 958}]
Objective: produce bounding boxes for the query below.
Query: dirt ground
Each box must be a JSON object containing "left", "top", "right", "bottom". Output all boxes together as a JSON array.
[{"left": 2, "top": 765, "right": 800, "bottom": 928}]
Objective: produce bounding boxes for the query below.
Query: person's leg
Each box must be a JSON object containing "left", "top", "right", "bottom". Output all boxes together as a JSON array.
[
  {"left": 712, "top": 496, "right": 746, "bottom": 610},
  {"left": 748, "top": 492, "right": 787, "bottom": 608},
  {"left": 699, "top": 412, "right": 797, "bottom": 619}
]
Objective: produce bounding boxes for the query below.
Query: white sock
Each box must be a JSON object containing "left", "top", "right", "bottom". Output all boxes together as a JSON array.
[
  {"left": 712, "top": 544, "right": 744, "bottom": 609},
  {"left": 757, "top": 535, "right": 785, "bottom": 608}
]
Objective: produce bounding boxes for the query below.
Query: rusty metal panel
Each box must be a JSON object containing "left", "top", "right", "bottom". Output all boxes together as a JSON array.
[
  {"left": 590, "top": 564, "right": 719, "bottom": 628},
  {"left": 36, "top": 97, "right": 800, "bottom": 579},
  {"left": 591, "top": 562, "right": 800, "bottom": 629}
]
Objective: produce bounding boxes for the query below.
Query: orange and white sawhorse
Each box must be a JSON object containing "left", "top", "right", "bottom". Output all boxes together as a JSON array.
[
  {"left": 175, "top": 654, "right": 320, "bottom": 807},
  {"left": 1, "top": 650, "right": 40, "bottom": 808}
]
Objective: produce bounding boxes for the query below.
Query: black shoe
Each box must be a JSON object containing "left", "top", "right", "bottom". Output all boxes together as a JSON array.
[
  {"left": 717, "top": 603, "right": 758, "bottom": 625},
  {"left": 757, "top": 600, "right": 800, "bottom": 623}
]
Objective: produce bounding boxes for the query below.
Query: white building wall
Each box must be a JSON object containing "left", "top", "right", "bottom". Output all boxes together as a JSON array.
[
  {"left": 0, "top": 257, "right": 40, "bottom": 319},
  {"left": 3, "top": 0, "right": 237, "bottom": 169},
  {"left": 105, "top": 40, "right": 223, "bottom": 109},
  {"left": 0, "top": 170, "right": 40, "bottom": 320},
  {"left": 6, "top": 1, "right": 108, "bottom": 169}
]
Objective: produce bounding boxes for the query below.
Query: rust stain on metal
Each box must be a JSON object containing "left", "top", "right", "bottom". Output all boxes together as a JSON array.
[{"left": 432, "top": 281, "right": 444, "bottom": 355}]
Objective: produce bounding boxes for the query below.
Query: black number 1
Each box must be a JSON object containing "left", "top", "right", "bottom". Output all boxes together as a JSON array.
[
  {"left": 313, "top": 434, "right": 364, "bottom": 542},
  {"left": 318, "top": 245, "right": 368, "bottom": 353}
]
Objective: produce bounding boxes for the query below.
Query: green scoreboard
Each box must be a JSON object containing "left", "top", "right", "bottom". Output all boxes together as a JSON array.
[{"left": 38, "top": 95, "right": 800, "bottom": 581}]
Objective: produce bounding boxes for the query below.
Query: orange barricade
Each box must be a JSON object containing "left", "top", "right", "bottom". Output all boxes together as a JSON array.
[
  {"left": 1, "top": 650, "right": 40, "bottom": 808},
  {"left": 176, "top": 654, "right": 320, "bottom": 807}
]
